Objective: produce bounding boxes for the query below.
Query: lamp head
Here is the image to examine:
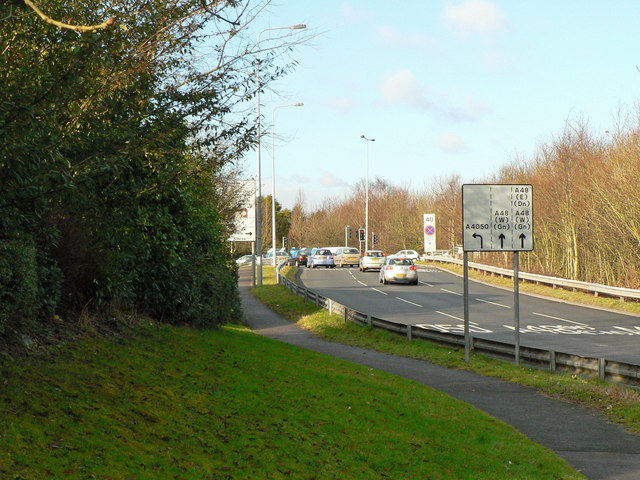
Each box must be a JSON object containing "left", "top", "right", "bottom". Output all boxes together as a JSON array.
[{"left": 291, "top": 24, "right": 307, "bottom": 30}]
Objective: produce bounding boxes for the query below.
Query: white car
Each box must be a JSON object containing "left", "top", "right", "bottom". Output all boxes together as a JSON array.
[
  {"left": 392, "top": 249, "right": 421, "bottom": 261},
  {"left": 379, "top": 257, "right": 419, "bottom": 285},
  {"left": 235, "top": 255, "right": 256, "bottom": 266},
  {"left": 359, "top": 250, "right": 386, "bottom": 272}
]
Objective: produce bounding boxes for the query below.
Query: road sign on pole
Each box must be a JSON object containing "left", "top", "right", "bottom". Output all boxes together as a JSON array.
[
  {"left": 462, "top": 184, "right": 533, "bottom": 252},
  {"left": 423, "top": 214, "right": 436, "bottom": 253},
  {"left": 461, "top": 183, "right": 534, "bottom": 365}
]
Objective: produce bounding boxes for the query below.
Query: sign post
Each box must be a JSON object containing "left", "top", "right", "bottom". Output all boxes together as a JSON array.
[
  {"left": 462, "top": 184, "right": 534, "bottom": 364},
  {"left": 423, "top": 214, "right": 436, "bottom": 253}
]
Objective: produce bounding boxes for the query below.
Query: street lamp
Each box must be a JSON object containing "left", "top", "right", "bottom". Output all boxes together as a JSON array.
[
  {"left": 255, "top": 23, "right": 306, "bottom": 285},
  {"left": 272, "top": 102, "right": 304, "bottom": 267},
  {"left": 361, "top": 134, "right": 375, "bottom": 252}
]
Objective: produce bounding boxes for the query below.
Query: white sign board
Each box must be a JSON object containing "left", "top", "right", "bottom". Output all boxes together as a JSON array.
[
  {"left": 228, "top": 180, "right": 256, "bottom": 242},
  {"left": 423, "top": 214, "right": 436, "bottom": 253},
  {"left": 462, "top": 184, "right": 533, "bottom": 252}
]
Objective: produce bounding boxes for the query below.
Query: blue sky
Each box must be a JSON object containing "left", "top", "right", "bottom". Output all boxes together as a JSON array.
[{"left": 241, "top": 1, "right": 640, "bottom": 210}]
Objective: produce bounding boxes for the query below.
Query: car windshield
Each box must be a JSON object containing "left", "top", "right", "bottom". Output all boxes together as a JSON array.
[
  {"left": 367, "top": 251, "right": 383, "bottom": 257},
  {"left": 390, "top": 258, "right": 412, "bottom": 266}
]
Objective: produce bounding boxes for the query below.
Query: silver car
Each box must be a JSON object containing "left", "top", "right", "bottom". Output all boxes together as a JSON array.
[
  {"left": 309, "top": 248, "right": 336, "bottom": 268},
  {"left": 379, "top": 257, "right": 419, "bottom": 285},
  {"left": 359, "top": 250, "right": 386, "bottom": 272}
]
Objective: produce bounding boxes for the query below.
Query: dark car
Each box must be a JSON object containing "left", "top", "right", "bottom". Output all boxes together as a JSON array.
[{"left": 290, "top": 248, "right": 312, "bottom": 267}]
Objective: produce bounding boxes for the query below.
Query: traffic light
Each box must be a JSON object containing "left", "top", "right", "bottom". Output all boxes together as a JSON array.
[
  {"left": 358, "top": 228, "right": 365, "bottom": 241},
  {"left": 348, "top": 226, "right": 352, "bottom": 239},
  {"left": 283, "top": 237, "right": 288, "bottom": 249},
  {"left": 372, "top": 234, "right": 378, "bottom": 245}
]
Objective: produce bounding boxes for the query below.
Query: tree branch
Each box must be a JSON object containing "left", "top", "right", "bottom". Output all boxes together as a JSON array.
[{"left": 23, "top": 0, "right": 115, "bottom": 32}]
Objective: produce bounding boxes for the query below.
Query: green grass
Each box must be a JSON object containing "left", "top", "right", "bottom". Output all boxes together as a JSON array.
[
  {"left": 255, "top": 266, "right": 640, "bottom": 435},
  {"left": 0, "top": 321, "right": 584, "bottom": 479}
]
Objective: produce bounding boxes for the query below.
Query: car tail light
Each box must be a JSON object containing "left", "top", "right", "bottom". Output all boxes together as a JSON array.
[
  {"left": 410, "top": 265, "right": 417, "bottom": 271},
  {"left": 386, "top": 265, "right": 393, "bottom": 270}
]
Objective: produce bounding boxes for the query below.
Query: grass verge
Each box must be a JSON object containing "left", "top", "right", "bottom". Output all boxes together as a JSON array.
[
  {"left": 0, "top": 318, "right": 583, "bottom": 479},
  {"left": 254, "top": 266, "right": 640, "bottom": 435}
]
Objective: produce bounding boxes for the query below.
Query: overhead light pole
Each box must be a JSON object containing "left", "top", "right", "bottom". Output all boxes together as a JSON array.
[
  {"left": 360, "top": 134, "right": 375, "bottom": 252},
  {"left": 272, "top": 102, "right": 304, "bottom": 267},
  {"left": 255, "top": 23, "right": 306, "bottom": 285}
]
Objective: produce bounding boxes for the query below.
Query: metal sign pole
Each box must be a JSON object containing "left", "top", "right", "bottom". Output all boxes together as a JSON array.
[
  {"left": 514, "top": 251, "right": 520, "bottom": 365},
  {"left": 464, "top": 251, "right": 470, "bottom": 362}
]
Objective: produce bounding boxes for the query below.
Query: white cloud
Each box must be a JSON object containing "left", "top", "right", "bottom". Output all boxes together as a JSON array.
[
  {"left": 443, "top": 0, "right": 508, "bottom": 38},
  {"left": 377, "top": 25, "right": 432, "bottom": 50},
  {"left": 341, "top": 2, "right": 376, "bottom": 23},
  {"left": 380, "top": 69, "right": 490, "bottom": 121},
  {"left": 381, "top": 69, "right": 434, "bottom": 109},
  {"left": 438, "top": 132, "right": 467, "bottom": 153},
  {"left": 328, "top": 96, "right": 356, "bottom": 112},
  {"left": 320, "top": 171, "right": 349, "bottom": 188}
]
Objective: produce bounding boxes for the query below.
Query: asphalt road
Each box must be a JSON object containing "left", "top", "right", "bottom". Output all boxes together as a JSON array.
[{"left": 298, "top": 265, "right": 640, "bottom": 365}]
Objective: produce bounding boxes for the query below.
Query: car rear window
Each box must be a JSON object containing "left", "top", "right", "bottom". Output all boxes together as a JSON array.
[
  {"left": 344, "top": 248, "right": 359, "bottom": 254},
  {"left": 318, "top": 249, "right": 331, "bottom": 255},
  {"left": 367, "top": 252, "right": 383, "bottom": 257}
]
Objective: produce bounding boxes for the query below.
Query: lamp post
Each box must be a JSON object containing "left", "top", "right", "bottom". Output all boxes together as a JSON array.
[
  {"left": 255, "top": 23, "right": 306, "bottom": 285},
  {"left": 272, "top": 102, "right": 304, "bottom": 267},
  {"left": 360, "top": 135, "right": 375, "bottom": 252}
]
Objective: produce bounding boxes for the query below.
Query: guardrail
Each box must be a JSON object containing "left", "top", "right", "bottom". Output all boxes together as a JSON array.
[
  {"left": 277, "top": 271, "right": 640, "bottom": 387},
  {"left": 423, "top": 255, "right": 640, "bottom": 302}
]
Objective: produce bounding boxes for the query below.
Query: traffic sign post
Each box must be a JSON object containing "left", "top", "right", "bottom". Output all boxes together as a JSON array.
[
  {"left": 423, "top": 214, "right": 436, "bottom": 253},
  {"left": 461, "top": 184, "right": 534, "bottom": 364}
]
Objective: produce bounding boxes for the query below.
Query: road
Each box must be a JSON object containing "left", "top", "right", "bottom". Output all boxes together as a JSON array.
[{"left": 298, "top": 265, "right": 640, "bottom": 365}]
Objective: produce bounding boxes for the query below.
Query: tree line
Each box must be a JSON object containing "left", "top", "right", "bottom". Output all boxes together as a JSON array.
[{"left": 269, "top": 116, "right": 640, "bottom": 289}]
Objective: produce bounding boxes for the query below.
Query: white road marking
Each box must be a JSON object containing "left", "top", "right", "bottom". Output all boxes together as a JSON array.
[
  {"left": 395, "top": 297, "right": 422, "bottom": 307},
  {"left": 357, "top": 281, "right": 367, "bottom": 286},
  {"left": 532, "top": 312, "right": 589, "bottom": 327},
  {"left": 419, "top": 281, "right": 434, "bottom": 287},
  {"left": 441, "top": 288, "right": 462, "bottom": 296},
  {"left": 476, "top": 298, "right": 510, "bottom": 309},
  {"left": 436, "top": 310, "right": 464, "bottom": 321},
  {"left": 372, "top": 288, "right": 388, "bottom": 296}
]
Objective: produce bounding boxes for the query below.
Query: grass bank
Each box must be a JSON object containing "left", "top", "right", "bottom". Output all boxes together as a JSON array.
[
  {"left": 0, "top": 317, "right": 583, "bottom": 479},
  {"left": 253, "top": 266, "right": 640, "bottom": 435}
]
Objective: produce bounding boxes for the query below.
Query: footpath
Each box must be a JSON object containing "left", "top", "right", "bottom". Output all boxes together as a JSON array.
[{"left": 238, "top": 270, "right": 640, "bottom": 480}]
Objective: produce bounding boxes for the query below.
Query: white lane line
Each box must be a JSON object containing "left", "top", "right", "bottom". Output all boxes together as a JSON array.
[
  {"left": 441, "top": 288, "right": 462, "bottom": 296},
  {"left": 357, "top": 281, "right": 367, "bottom": 286},
  {"left": 372, "top": 288, "right": 388, "bottom": 296},
  {"left": 395, "top": 297, "right": 422, "bottom": 307},
  {"left": 419, "top": 281, "right": 434, "bottom": 287},
  {"left": 436, "top": 310, "right": 464, "bottom": 321},
  {"left": 532, "top": 312, "right": 589, "bottom": 327},
  {"left": 476, "top": 298, "right": 510, "bottom": 309}
]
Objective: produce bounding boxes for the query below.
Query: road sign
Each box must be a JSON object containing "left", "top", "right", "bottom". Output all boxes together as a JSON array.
[
  {"left": 462, "top": 184, "right": 533, "bottom": 252},
  {"left": 228, "top": 180, "right": 256, "bottom": 242},
  {"left": 423, "top": 214, "right": 436, "bottom": 253}
]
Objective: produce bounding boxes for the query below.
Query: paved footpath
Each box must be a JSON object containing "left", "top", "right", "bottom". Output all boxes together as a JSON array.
[{"left": 238, "top": 271, "right": 640, "bottom": 479}]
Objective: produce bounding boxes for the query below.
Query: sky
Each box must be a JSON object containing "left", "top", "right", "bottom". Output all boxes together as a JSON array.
[{"left": 240, "top": 1, "right": 640, "bottom": 210}]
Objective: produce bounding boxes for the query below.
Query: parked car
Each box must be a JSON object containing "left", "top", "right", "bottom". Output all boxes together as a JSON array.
[
  {"left": 290, "top": 248, "right": 311, "bottom": 267},
  {"left": 392, "top": 249, "right": 422, "bottom": 261},
  {"left": 359, "top": 250, "right": 386, "bottom": 272},
  {"left": 263, "top": 248, "right": 290, "bottom": 265},
  {"left": 334, "top": 247, "right": 361, "bottom": 268},
  {"left": 235, "top": 254, "right": 256, "bottom": 266},
  {"left": 308, "top": 248, "right": 335, "bottom": 268},
  {"left": 379, "top": 257, "right": 419, "bottom": 285}
]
